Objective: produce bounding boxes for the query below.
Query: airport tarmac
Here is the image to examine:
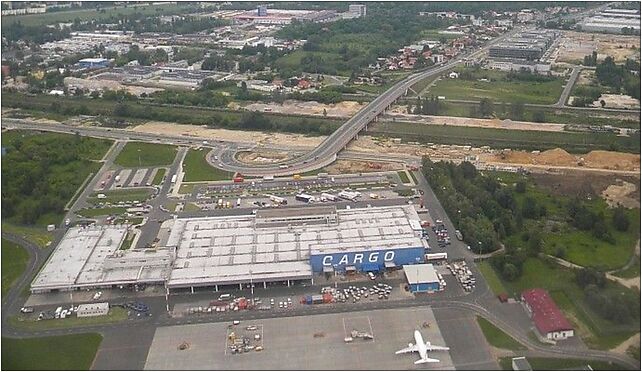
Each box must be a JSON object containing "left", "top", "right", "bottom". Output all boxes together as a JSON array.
[
  {"left": 433, "top": 308, "right": 499, "bottom": 370},
  {"left": 144, "top": 306, "right": 456, "bottom": 370}
]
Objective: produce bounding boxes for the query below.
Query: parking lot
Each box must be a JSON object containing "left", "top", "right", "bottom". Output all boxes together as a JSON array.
[{"left": 144, "top": 306, "right": 455, "bottom": 370}]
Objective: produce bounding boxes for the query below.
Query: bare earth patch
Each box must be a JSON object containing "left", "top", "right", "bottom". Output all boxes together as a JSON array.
[
  {"left": 385, "top": 110, "right": 566, "bottom": 133},
  {"left": 236, "top": 150, "right": 291, "bottom": 164},
  {"left": 602, "top": 180, "right": 639, "bottom": 209},
  {"left": 556, "top": 31, "right": 640, "bottom": 64},
  {"left": 481, "top": 148, "right": 641, "bottom": 172},
  {"left": 130, "top": 121, "right": 324, "bottom": 149},
  {"left": 241, "top": 100, "right": 366, "bottom": 118},
  {"left": 324, "top": 160, "right": 403, "bottom": 174}
]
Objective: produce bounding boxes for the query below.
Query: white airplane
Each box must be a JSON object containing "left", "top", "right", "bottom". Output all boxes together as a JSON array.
[{"left": 395, "top": 330, "right": 450, "bottom": 365}]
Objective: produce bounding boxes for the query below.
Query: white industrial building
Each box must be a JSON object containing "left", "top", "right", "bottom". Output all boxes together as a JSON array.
[
  {"left": 76, "top": 302, "right": 110, "bottom": 317},
  {"left": 580, "top": 8, "right": 641, "bottom": 34},
  {"left": 31, "top": 205, "right": 428, "bottom": 294}
]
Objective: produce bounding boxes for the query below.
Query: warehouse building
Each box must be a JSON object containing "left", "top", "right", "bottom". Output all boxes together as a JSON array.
[
  {"left": 521, "top": 288, "right": 574, "bottom": 341},
  {"left": 78, "top": 58, "right": 110, "bottom": 69},
  {"left": 489, "top": 30, "right": 557, "bottom": 60},
  {"left": 403, "top": 264, "right": 440, "bottom": 293},
  {"left": 31, "top": 225, "right": 171, "bottom": 293},
  {"left": 165, "top": 205, "right": 428, "bottom": 291},
  {"left": 77, "top": 302, "right": 110, "bottom": 317},
  {"left": 31, "top": 205, "right": 428, "bottom": 293}
]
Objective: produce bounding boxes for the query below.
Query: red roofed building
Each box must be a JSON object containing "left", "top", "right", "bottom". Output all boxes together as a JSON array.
[{"left": 521, "top": 288, "right": 574, "bottom": 340}]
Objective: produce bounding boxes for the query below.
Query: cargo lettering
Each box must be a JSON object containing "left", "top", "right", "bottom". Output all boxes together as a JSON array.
[{"left": 321, "top": 251, "right": 395, "bottom": 266}]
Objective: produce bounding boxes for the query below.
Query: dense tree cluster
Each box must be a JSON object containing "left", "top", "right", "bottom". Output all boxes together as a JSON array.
[
  {"left": 276, "top": 7, "right": 452, "bottom": 75},
  {"left": 567, "top": 199, "right": 615, "bottom": 243},
  {"left": 574, "top": 267, "right": 640, "bottom": 324},
  {"left": 413, "top": 96, "right": 444, "bottom": 115},
  {"left": 596, "top": 56, "right": 641, "bottom": 100},
  {"left": 2, "top": 132, "right": 107, "bottom": 225},
  {"left": 3, "top": 21, "right": 70, "bottom": 44}
]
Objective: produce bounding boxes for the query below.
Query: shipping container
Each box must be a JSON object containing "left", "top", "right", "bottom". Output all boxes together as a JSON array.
[
  {"left": 311, "top": 294, "right": 324, "bottom": 304},
  {"left": 263, "top": 175, "right": 274, "bottom": 181},
  {"left": 233, "top": 176, "right": 244, "bottom": 183}
]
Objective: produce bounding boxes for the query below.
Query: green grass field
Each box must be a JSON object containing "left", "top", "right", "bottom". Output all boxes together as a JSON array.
[
  {"left": 152, "top": 168, "right": 166, "bottom": 185},
  {"left": 397, "top": 170, "right": 411, "bottom": 183},
  {"left": 476, "top": 316, "right": 526, "bottom": 350},
  {"left": 2, "top": 333, "right": 102, "bottom": 370},
  {"left": 372, "top": 121, "right": 641, "bottom": 154},
  {"left": 275, "top": 50, "right": 349, "bottom": 76},
  {"left": 1, "top": 239, "right": 29, "bottom": 298},
  {"left": 1, "top": 2, "right": 192, "bottom": 28},
  {"left": 182, "top": 149, "right": 234, "bottom": 182},
  {"left": 77, "top": 207, "right": 127, "bottom": 218},
  {"left": 0, "top": 223, "right": 53, "bottom": 248},
  {"left": 114, "top": 142, "right": 177, "bottom": 167},
  {"left": 429, "top": 72, "right": 564, "bottom": 104},
  {"left": 478, "top": 261, "right": 507, "bottom": 295},
  {"left": 498, "top": 356, "right": 628, "bottom": 371},
  {"left": 87, "top": 189, "right": 153, "bottom": 205}
]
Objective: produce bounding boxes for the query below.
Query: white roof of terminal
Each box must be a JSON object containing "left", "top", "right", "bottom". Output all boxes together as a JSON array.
[
  {"left": 31, "top": 225, "right": 128, "bottom": 291},
  {"left": 164, "top": 205, "right": 426, "bottom": 287}
]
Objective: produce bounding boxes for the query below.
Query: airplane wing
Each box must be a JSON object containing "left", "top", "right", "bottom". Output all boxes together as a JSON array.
[
  {"left": 395, "top": 344, "right": 419, "bottom": 355},
  {"left": 414, "top": 357, "right": 440, "bottom": 364},
  {"left": 425, "top": 343, "right": 450, "bottom": 351}
]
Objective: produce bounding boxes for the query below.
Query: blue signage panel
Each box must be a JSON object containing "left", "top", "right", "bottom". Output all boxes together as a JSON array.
[{"left": 310, "top": 247, "right": 424, "bottom": 273}]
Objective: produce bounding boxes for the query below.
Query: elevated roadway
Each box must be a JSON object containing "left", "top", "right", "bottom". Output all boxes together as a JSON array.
[{"left": 210, "top": 29, "right": 522, "bottom": 177}]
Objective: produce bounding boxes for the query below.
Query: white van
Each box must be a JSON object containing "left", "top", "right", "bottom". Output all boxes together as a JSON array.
[{"left": 218, "top": 294, "right": 232, "bottom": 301}]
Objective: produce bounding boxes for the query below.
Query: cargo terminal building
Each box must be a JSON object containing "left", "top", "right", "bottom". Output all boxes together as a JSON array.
[{"left": 31, "top": 205, "right": 428, "bottom": 293}]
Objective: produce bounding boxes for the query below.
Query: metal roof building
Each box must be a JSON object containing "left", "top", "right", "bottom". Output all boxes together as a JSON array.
[
  {"left": 164, "top": 205, "right": 427, "bottom": 289},
  {"left": 521, "top": 288, "right": 574, "bottom": 340},
  {"left": 403, "top": 264, "right": 440, "bottom": 293},
  {"left": 31, "top": 205, "right": 428, "bottom": 293}
]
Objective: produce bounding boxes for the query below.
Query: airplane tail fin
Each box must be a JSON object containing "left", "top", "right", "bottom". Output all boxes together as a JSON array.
[{"left": 414, "top": 357, "right": 440, "bottom": 365}]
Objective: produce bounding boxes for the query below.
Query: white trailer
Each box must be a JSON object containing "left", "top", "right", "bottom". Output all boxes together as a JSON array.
[
  {"left": 425, "top": 252, "right": 448, "bottom": 261},
  {"left": 266, "top": 194, "right": 287, "bottom": 205},
  {"left": 321, "top": 193, "right": 337, "bottom": 202},
  {"left": 170, "top": 174, "right": 177, "bottom": 183}
]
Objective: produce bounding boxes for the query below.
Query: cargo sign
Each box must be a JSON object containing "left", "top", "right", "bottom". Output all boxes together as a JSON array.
[
  {"left": 310, "top": 247, "right": 424, "bottom": 272},
  {"left": 322, "top": 251, "right": 395, "bottom": 266}
]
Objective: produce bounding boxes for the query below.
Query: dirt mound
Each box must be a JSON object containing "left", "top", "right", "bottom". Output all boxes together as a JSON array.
[
  {"left": 500, "top": 148, "right": 577, "bottom": 166},
  {"left": 584, "top": 151, "right": 641, "bottom": 171},
  {"left": 538, "top": 148, "right": 577, "bottom": 166}
]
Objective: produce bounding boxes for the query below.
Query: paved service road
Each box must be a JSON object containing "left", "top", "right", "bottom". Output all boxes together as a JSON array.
[{"left": 555, "top": 65, "right": 582, "bottom": 108}]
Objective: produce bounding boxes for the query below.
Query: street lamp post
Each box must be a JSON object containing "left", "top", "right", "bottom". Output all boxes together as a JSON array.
[{"left": 478, "top": 241, "right": 482, "bottom": 255}]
